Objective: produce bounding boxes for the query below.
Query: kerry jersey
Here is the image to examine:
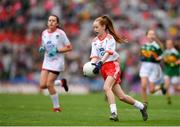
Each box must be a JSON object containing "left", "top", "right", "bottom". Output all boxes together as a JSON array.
[
  {"left": 162, "top": 48, "right": 180, "bottom": 76},
  {"left": 140, "top": 41, "right": 163, "bottom": 63}
]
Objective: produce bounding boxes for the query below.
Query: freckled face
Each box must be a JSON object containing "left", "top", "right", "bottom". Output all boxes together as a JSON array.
[{"left": 93, "top": 20, "right": 106, "bottom": 35}]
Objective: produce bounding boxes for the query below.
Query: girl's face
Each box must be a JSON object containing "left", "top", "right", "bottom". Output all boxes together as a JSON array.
[
  {"left": 166, "top": 40, "right": 174, "bottom": 49},
  {"left": 146, "top": 30, "right": 156, "bottom": 42},
  {"left": 47, "top": 16, "right": 58, "bottom": 30},
  {"left": 93, "top": 20, "right": 106, "bottom": 35}
]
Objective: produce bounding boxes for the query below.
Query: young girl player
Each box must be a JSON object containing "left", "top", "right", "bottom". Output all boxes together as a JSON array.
[
  {"left": 39, "top": 14, "right": 72, "bottom": 112},
  {"left": 90, "top": 15, "right": 148, "bottom": 121}
]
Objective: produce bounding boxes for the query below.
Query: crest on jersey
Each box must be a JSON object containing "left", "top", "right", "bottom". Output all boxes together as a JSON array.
[
  {"left": 56, "top": 35, "right": 59, "bottom": 39},
  {"left": 99, "top": 48, "right": 105, "bottom": 56},
  {"left": 47, "top": 41, "right": 51, "bottom": 44},
  {"left": 99, "top": 48, "right": 105, "bottom": 52}
]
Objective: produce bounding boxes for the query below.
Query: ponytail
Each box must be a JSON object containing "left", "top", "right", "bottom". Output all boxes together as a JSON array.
[{"left": 96, "top": 15, "right": 127, "bottom": 44}]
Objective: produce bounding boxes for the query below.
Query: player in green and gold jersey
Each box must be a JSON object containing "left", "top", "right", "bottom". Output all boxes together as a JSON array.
[
  {"left": 139, "top": 29, "right": 166, "bottom": 106},
  {"left": 162, "top": 39, "right": 180, "bottom": 104}
]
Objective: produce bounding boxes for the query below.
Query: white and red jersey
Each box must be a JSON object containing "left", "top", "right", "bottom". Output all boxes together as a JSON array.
[
  {"left": 41, "top": 28, "right": 70, "bottom": 72},
  {"left": 90, "top": 33, "right": 119, "bottom": 62}
]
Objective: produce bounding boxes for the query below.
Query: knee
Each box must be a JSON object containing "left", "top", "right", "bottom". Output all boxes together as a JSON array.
[
  {"left": 141, "top": 85, "right": 147, "bottom": 91},
  {"left": 40, "top": 83, "right": 47, "bottom": 89},
  {"left": 174, "top": 85, "right": 179, "bottom": 92},
  {"left": 149, "top": 88, "right": 155, "bottom": 94},
  {"left": 165, "top": 85, "right": 169, "bottom": 90},
  {"left": 46, "top": 80, "right": 54, "bottom": 88},
  {"left": 103, "top": 86, "right": 111, "bottom": 93},
  {"left": 119, "top": 95, "right": 126, "bottom": 101}
]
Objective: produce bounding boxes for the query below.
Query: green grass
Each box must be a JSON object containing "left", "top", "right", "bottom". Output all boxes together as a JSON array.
[{"left": 0, "top": 93, "right": 180, "bottom": 126}]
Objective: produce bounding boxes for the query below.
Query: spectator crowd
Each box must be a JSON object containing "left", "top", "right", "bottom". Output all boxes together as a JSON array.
[{"left": 0, "top": 0, "right": 179, "bottom": 91}]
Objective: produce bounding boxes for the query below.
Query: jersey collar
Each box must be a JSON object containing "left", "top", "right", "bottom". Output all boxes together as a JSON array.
[
  {"left": 98, "top": 32, "right": 107, "bottom": 41},
  {"left": 47, "top": 28, "right": 57, "bottom": 33}
]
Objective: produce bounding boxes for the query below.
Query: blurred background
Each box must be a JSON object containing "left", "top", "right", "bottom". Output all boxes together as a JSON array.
[{"left": 0, "top": 0, "right": 179, "bottom": 94}]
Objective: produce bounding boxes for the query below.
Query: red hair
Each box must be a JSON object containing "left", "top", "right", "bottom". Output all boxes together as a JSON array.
[{"left": 95, "top": 15, "right": 126, "bottom": 44}]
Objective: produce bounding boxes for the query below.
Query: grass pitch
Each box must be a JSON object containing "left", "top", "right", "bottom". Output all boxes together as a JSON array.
[{"left": 0, "top": 93, "right": 180, "bottom": 126}]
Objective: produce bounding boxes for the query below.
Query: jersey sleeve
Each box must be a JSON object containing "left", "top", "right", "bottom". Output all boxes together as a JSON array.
[
  {"left": 56, "top": 30, "right": 71, "bottom": 49},
  {"left": 105, "top": 38, "right": 116, "bottom": 55},
  {"left": 61, "top": 31, "right": 70, "bottom": 46},
  {"left": 154, "top": 42, "right": 163, "bottom": 56},
  {"left": 90, "top": 42, "right": 98, "bottom": 59},
  {"left": 40, "top": 30, "right": 45, "bottom": 47},
  {"left": 158, "top": 51, "right": 165, "bottom": 59}
]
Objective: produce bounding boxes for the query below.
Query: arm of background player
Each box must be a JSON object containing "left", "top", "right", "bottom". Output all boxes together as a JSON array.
[
  {"left": 57, "top": 44, "right": 72, "bottom": 53},
  {"left": 175, "top": 59, "right": 180, "bottom": 65}
]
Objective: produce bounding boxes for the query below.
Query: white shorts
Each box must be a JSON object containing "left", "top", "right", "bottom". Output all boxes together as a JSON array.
[
  {"left": 139, "top": 62, "right": 163, "bottom": 83},
  {"left": 164, "top": 75, "right": 180, "bottom": 85}
]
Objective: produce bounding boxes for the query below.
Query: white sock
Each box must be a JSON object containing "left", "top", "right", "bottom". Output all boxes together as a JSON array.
[
  {"left": 133, "top": 100, "right": 144, "bottom": 110},
  {"left": 110, "top": 104, "right": 117, "bottom": 114},
  {"left": 50, "top": 93, "right": 60, "bottom": 108},
  {"left": 54, "top": 80, "right": 62, "bottom": 86}
]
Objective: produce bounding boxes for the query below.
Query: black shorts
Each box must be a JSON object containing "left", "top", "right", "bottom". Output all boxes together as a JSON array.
[
  {"left": 42, "top": 68, "right": 60, "bottom": 75},
  {"left": 48, "top": 70, "right": 60, "bottom": 75}
]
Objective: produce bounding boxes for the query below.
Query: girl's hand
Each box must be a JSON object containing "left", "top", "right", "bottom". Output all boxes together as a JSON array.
[
  {"left": 92, "top": 61, "right": 103, "bottom": 74},
  {"left": 48, "top": 47, "right": 58, "bottom": 57},
  {"left": 39, "top": 46, "right": 45, "bottom": 55},
  {"left": 156, "top": 56, "right": 162, "bottom": 61}
]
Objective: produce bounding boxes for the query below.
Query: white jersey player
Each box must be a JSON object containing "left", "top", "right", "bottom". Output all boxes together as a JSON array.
[
  {"left": 41, "top": 28, "right": 71, "bottom": 71},
  {"left": 39, "top": 15, "right": 72, "bottom": 112},
  {"left": 89, "top": 15, "right": 148, "bottom": 121}
]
